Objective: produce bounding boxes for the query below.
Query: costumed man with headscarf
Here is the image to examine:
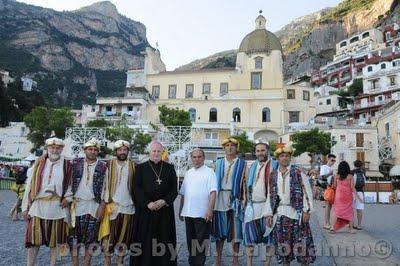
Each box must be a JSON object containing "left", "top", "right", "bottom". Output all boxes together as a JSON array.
[
  {"left": 211, "top": 137, "right": 246, "bottom": 266},
  {"left": 21, "top": 137, "right": 73, "bottom": 266},
  {"left": 68, "top": 138, "right": 109, "bottom": 266},
  {"left": 264, "top": 144, "right": 316, "bottom": 265},
  {"left": 102, "top": 140, "right": 135, "bottom": 266},
  {"left": 243, "top": 139, "right": 278, "bottom": 266},
  {"left": 132, "top": 140, "right": 178, "bottom": 266}
]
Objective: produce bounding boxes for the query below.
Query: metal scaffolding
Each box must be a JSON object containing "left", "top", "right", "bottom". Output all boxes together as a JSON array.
[{"left": 65, "top": 127, "right": 106, "bottom": 157}]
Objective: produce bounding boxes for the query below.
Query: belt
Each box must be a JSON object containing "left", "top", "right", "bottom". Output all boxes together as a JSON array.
[
  {"left": 252, "top": 200, "right": 266, "bottom": 204},
  {"left": 220, "top": 189, "right": 232, "bottom": 192},
  {"left": 35, "top": 195, "right": 61, "bottom": 201}
]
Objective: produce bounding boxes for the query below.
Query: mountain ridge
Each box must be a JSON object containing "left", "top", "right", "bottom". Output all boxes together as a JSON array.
[{"left": 0, "top": 0, "right": 149, "bottom": 107}]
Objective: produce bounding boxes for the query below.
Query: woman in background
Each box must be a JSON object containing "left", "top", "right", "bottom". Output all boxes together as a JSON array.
[{"left": 331, "top": 161, "right": 362, "bottom": 233}]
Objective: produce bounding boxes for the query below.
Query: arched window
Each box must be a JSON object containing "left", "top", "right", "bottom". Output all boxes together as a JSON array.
[
  {"left": 209, "top": 108, "right": 217, "bottom": 122},
  {"left": 350, "top": 36, "right": 359, "bottom": 43},
  {"left": 232, "top": 107, "right": 241, "bottom": 122},
  {"left": 188, "top": 108, "right": 196, "bottom": 123},
  {"left": 340, "top": 41, "right": 347, "bottom": 48},
  {"left": 362, "top": 32, "right": 370, "bottom": 39},
  {"left": 262, "top": 107, "right": 271, "bottom": 122},
  {"left": 381, "top": 63, "right": 386, "bottom": 69},
  {"left": 254, "top": 56, "right": 263, "bottom": 69}
]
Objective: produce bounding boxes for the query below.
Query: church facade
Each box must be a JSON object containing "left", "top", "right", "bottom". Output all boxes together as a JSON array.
[{"left": 101, "top": 13, "right": 315, "bottom": 149}]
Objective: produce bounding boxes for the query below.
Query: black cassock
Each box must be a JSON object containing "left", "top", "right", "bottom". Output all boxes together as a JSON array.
[{"left": 131, "top": 160, "right": 178, "bottom": 266}]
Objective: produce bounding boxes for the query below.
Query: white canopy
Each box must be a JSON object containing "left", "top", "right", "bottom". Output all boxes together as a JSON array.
[
  {"left": 23, "top": 154, "right": 37, "bottom": 161},
  {"left": 389, "top": 165, "right": 400, "bottom": 177}
]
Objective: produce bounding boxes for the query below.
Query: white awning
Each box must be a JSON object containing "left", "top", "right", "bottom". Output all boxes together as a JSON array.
[
  {"left": 23, "top": 154, "right": 37, "bottom": 161},
  {"left": 365, "top": 170, "right": 383, "bottom": 178},
  {"left": 389, "top": 165, "right": 400, "bottom": 177}
]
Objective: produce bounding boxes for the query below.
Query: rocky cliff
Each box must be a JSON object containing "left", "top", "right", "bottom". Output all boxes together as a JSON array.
[
  {"left": 0, "top": 0, "right": 149, "bottom": 107},
  {"left": 177, "top": 0, "right": 398, "bottom": 79}
]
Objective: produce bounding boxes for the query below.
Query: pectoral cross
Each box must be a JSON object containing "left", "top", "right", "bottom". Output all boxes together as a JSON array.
[{"left": 156, "top": 177, "right": 162, "bottom": 185}]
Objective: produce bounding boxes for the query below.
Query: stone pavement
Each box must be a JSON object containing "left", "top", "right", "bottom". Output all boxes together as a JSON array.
[
  {"left": 313, "top": 200, "right": 400, "bottom": 266},
  {"left": 0, "top": 189, "right": 399, "bottom": 265}
]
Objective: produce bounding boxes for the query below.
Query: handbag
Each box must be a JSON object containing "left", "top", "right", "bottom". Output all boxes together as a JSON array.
[{"left": 324, "top": 185, "right": 335, "bottom": 204}]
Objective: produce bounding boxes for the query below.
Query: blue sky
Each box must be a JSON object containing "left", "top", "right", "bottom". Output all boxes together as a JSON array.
[{"left": 18, "top": 0, "right": 342, "bottom": 70}]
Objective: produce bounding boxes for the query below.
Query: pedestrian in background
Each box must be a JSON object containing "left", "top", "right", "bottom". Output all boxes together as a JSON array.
[
  {"left": 352, "top": 160, "right": 366, "bottom": 230},
  {"left": 331, "top": 161, "right": 362, "bottom": 233}
]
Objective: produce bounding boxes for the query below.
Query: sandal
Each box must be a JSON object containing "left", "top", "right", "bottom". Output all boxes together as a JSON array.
[
  {"left": 323, "top": 225, "right": 331, "bottom": 230},
  {"left": 353, "top": 226, "right": 362, "bottom": 230}
]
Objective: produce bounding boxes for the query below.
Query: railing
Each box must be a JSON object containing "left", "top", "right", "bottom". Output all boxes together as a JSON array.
[
  {"left": 354, "top": 99, "right": 389, "bottom": 109},
  {"left": 326, "top": 64, "right": 350, "bottom": 75},
  {"left": 339, "top": 75, "right": 351, "bottom": 82},
  {"left": 192, "top": 140, "right": 220, "bottom": 147},
  {"left": 0, "top": 177, "right": 15, "bottom": 190}
]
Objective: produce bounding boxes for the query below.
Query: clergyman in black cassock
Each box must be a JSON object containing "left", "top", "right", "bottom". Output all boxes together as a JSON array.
[{"left": 131, "top": 141, "right": 178, "bottom": 266}]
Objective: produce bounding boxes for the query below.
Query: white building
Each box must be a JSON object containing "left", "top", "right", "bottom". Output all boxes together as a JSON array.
[
  {"left": 21, "top": 77, "right": 37, "bottom": 92},
  {"left": 362, "top": 57, "right": 400, "bottom": 96},
  {"left": 281, "top": 123, "right": 381, "bottom": 177},
  {"left": 0, "top": 70, "right": 15, "bottom": 86},
  {"left": 335, "top": 28, "right": 385, "bottom": 61}
]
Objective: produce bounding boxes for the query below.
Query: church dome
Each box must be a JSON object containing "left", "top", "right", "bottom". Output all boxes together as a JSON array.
[{"left": 239, "top": 12, "right": 282, "bottom": 54}]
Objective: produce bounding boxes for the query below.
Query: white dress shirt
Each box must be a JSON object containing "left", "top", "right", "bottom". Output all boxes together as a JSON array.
[{"left": 180, "top": 165, "right": 218, "bottom": 218}]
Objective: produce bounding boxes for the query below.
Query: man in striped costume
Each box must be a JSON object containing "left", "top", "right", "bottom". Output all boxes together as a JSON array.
[
  {"left": 243, "top": 140, "right": 277, "bottom": 266},
  {"left": 102, "top": 140, "right": 135, "bottom": 266},
  {"left": 264, "top": 144, "right": 315, "bottom": 265},
  {"left": 69, "top": 138, "right": 109, "bottom": 266},
  {"left": 211, "top": 137, "right": 246, "bottom": 266},
  {"left": 22, "top": 137, "right": 72, "bottom": 266}
]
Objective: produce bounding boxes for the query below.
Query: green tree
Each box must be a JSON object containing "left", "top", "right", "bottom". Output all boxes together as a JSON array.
[
  {"left": 158, "top": 105, "right": 192, "bottom": 126},
  {"left": 132, "top": 130, "right": 152, "bottom": 154},
  {"left": 106, "top": 126, "right": 134, "bottom": 142},
  {"left": 291, "top": 128, "right": 331, "bottom": 168},
  {"left": 0, "top": 79, "right": 17, "bottom": 127},
  {"left": 347, "top": 78, "right": 363, "bottom": 97},
  {"left": 268, "top": 140, "right": 278, "bottom": 156},
  {"left": 232, "top": 132, "right": 254, "bottom": 154},
  {"left": 24, "top": 106, "right": 74, "bottom": 149},
  {"left": 87, "top": 119, "right": 108, "bottom": 127}
]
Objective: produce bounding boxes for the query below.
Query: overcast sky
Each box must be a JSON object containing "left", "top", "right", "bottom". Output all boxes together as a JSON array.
[{"left": 18, "top": 0, "right": 342, "bottom": 70}]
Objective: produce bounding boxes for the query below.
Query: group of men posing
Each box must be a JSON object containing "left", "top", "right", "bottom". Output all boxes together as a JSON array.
[
  {"left": 22, "top": 136, "right": 315, "bottom": 266},
  {"left": 180, "top": 138, "right": 315, "bottom": 266}
]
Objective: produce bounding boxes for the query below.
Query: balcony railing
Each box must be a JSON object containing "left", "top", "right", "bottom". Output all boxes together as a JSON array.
[
  {"left": 354, "top": 99, "right": 388, "bottom": 109},
  {"left": 326, "top": 64, "right": 350, "bottom": 75},
  {"left": 192, "top": 139, "right": 220, "bottom": 147},
  {"left": 339, "top": 75, "right": 351, "bottom": 82},
  {"left": 348, "top": 141, "right": 373, "bottom": 149}
]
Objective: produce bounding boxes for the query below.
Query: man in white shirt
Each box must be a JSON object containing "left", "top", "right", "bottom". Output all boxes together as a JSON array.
[
  {"left": 319, "top": 154, "right": 336, "bottom": 229},
  {"left": 22, "top": 137, "right": 73, "bottom": 266},
  {"left": 69, "top": 138, "right": 108, "bottom": 266},
  {"left": 265, "top": 144, "right": 315, "bottom": 265},
  {"left": 179, "top": 148, "right": 217, "bottom": 266},
  {"left": 102, "top": 140, "right": 135, "bottom": 266}
]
